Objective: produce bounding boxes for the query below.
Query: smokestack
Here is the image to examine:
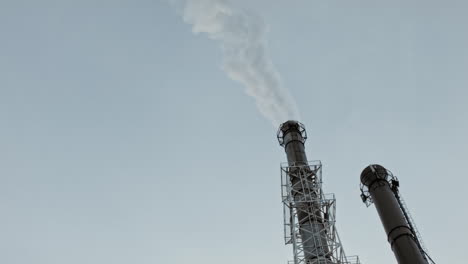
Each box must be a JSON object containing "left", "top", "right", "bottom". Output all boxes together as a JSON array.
[
  {"left": 277, "top": 121, "right": 333, "bottom": 263},
  {"left": 360, "top": 165, "right": 430, "bottom": 264},
  {"left": 277, "top": 120, "right": 308, "bottom": 165},
  {"left": 278, "top": 121, "right": 360, "bottom": 263}
]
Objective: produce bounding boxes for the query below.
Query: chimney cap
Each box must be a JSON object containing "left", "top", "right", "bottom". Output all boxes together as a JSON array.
[
  {"left": 360, "top": 164, "right": 389, "bottom": 187},
  {"left": 277, "top": 120, "right": 307, "bottom": 147}
]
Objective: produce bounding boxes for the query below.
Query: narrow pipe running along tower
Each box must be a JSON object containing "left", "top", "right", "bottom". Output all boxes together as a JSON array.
[
  {"left": 360, "top": 164, "right": 436, "bottom": 264},
  {"left": 278, "top": 121, "right": 359, "bottom": 264}
]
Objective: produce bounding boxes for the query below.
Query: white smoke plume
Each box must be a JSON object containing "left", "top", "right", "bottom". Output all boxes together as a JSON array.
[{"left": 179, "top": 0, "right": 301, "bottom": 126}]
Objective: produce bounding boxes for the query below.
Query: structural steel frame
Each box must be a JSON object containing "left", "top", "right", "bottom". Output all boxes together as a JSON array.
[{"left": 281, "top": 161, "right": 360, "bottom": 264}]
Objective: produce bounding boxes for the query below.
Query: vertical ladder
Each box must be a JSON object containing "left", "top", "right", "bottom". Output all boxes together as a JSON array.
[{"left": 392, "top": 187, "right": 436, "bottom": 264}]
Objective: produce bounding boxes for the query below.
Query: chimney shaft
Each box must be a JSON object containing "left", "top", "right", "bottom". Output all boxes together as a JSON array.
[
  {"left": 360, "top": 165, "right": 428, "bottom": 264},
  {"left": 278, "top": 121, "right": 332, "bottom": 263}
]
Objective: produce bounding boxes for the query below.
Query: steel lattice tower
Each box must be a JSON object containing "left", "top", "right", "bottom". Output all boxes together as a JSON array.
[{"left": 278, "top": 121, "right": 360, "bottom": 264}]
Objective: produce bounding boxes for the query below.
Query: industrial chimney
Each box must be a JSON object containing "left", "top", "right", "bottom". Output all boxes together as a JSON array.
[
  {"left": 278, "top": 121, "right": 359, "bottom": 264},
  {"left": 360, "top": 164, "right": 436, "bottom": 264}
]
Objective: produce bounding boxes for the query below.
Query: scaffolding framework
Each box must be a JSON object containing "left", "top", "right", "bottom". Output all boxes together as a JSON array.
[{"left": 281, "top": 161, "right": 360, "bottom": 264}]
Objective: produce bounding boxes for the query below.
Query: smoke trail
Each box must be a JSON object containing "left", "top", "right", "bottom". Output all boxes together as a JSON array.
[{"left": 179, "top": 0, "right": 301, "bottom": 126}]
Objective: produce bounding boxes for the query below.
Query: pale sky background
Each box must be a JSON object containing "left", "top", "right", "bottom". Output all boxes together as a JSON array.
[{"left": 1, "top": 0, "right": 467, "bottom": 264}]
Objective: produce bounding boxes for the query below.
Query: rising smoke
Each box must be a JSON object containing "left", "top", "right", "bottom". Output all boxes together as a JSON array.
[{"left": 178, "top": 0, "right": 301, "bottom": 126}]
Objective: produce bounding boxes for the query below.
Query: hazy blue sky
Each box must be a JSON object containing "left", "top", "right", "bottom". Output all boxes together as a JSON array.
[{"left": 1, "top": 1, "right": 467, "bottom": 264}]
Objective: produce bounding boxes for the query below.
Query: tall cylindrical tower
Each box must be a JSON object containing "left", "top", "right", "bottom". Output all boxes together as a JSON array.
[
  {"left": 278, "top": 121, "right": 359, "bottom": 264},
  {"left": 360, "top": 164, "right": 430, "bottom": 264},
  {"left": 278, "top": 121, "right": 331, "bottom": 262}
]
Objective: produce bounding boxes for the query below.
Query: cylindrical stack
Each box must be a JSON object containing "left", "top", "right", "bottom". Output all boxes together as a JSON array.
[
  {"left": 279, "top": 121, "right": 308, "bottom": 166},
  {"left": 278, "top": 121, "right": 331, "bottom": 263},
  {"left": 360, "top": 165, "right": 428, "bottom": 264}
]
